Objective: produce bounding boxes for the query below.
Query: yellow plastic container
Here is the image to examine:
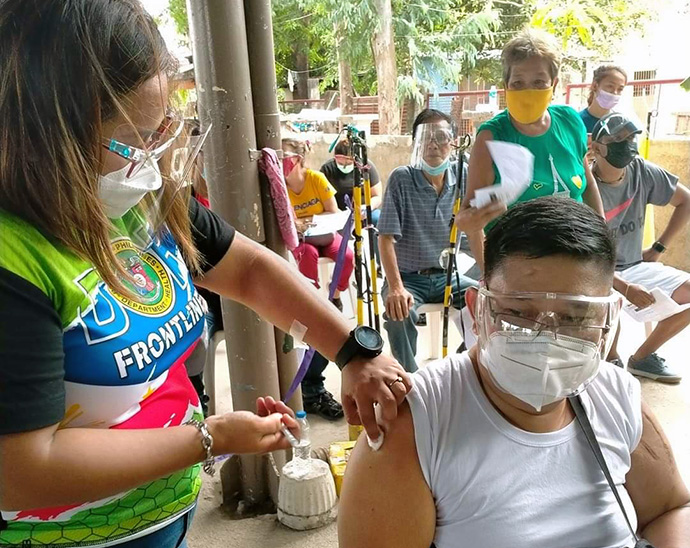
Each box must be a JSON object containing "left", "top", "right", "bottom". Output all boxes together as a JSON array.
[
  {"left": 348, "top": 424, "right": 364, "bottom": 441},
  {"left": 328, "top": 441, "right": 356, "bottom": 497}
]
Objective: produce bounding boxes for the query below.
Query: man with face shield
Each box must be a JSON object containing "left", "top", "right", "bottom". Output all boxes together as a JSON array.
[
  {"left": 377, "top": 109, "right": 478, "bottom": 372},
  {"left": 340, "top": 197, "right": 690, "bottom": 548},
  {"left": 592, "top": 113, "right": 690, "bottom": 382}
]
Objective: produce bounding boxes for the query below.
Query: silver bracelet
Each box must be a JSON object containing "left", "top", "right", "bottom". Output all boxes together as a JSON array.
[{"left": 186, "top": 419, "right": 215, "bottom": 476}]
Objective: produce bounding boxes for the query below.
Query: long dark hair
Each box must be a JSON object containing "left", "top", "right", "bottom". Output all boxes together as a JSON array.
[{"left": 0, "top": 0, "right": 199, "bottom": 295}]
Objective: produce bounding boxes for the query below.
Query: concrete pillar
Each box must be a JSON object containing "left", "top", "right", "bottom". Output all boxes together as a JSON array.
[{"left": 187, "top": 0, "right": 281, "bottom": 510}]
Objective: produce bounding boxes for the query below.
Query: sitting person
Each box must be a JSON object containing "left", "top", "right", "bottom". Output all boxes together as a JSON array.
[
  {"left": 592, "top": 113, "right": 690, "bottom": 382},
  {"left": 283, "top": 136, "right": 353, "bottom": 419},
  {"left": 339, "top": 197, "right": 690, "bottom": 548},
  {"left": 320, "top": 139, "right": 382, "bottom": 223},
  {"left": 463, "top": 29, "right": 604, "bottom": 272},
  {"left": 378, "top": 108, "right": 477, "bottom": 372},
  {"left": 283, "top": 136, "right": 354, "bottom": 310},
  {"left": 580, "top": 65, "right": 628, "bottom": 133},
  {"left": 322, "top": 139, "right": 383, "bottom": 270}
]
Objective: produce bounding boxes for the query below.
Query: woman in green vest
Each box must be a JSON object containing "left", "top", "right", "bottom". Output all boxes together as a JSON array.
[
  {"left": 0, "top": 1, "right": 409, "bottom": 546},
  {"left": 462, "top": 29, "right": 605, "bottom": 272}
]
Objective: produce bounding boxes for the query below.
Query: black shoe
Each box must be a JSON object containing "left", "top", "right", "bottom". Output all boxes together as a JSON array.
[
  {"left": 303, "top": 391, "right": 345, "bottom": 421},
  {"left": 331, "top": 297, "right": 343, "bottom": 312},
  {"left": 416, "top": 313, "right": 427, "bottom": 326}
]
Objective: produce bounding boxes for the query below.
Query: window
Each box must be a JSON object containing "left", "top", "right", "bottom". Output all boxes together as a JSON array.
[
  {"left": 675, "top": 114, "right": 690, "bottom": 135},
  {"left": 633, "top": 70, "right": 657, "bottom": 97}
]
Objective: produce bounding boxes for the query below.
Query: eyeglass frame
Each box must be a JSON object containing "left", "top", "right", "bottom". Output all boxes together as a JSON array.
[{"left": 101, "top": 110, "right": 185, "bottom": 178}]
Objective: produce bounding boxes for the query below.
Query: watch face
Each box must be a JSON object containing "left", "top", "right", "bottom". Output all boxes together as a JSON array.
[{"left": 354, "top": 326, "right": 383, "bottom": 351}]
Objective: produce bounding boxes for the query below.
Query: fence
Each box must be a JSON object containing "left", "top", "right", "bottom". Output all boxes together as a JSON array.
[
  {"left": 426, "top": 89, "right": 507, "bottom": 137},
  {"left": 278, "top": 95, "right": 411, "bottom": 134},
  {"left": 565, "top": 78, "right": 688, "bottom": 138}
]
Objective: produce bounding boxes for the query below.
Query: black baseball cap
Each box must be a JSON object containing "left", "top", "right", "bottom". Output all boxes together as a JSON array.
[{"left": 592, "top": 113, "right": 642, "bottom": 145}]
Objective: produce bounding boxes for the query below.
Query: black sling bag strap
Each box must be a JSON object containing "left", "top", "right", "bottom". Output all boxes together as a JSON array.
[{"left": 570, "top": 394, "right": 655, "bottom": 548}]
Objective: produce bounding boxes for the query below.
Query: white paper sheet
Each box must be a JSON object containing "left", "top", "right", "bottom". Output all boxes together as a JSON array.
[
  {"left": 470, "top": 141, "right": 534, "bottom": 208},
  {"left": 623, "top": 287, "right": 690, "bottom": 323},
  {"left": 303, "top": 210, "right": 350, "bottom": 237}
]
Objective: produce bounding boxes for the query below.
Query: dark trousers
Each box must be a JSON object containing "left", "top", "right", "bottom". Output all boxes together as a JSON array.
[{"left": 301, "top": 352, "right": 329, "bottom": 399}]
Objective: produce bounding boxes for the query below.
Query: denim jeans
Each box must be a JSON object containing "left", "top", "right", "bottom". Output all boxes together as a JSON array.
[
  {"left": 382, "top": 271, "right": 477, "bottom": 373},
  {"left": 116, "top": 506, "right": 195, "bottom": 548},
  {"left": 301, "top": 352, "right": 330, "bottom": 400}
]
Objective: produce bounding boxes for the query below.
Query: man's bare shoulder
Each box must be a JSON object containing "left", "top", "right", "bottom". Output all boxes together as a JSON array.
[{"left": 338, "top": 400, "right": 435, "bottom": 548}]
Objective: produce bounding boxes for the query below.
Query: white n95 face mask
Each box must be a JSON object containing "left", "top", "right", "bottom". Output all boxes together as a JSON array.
[
  {"left": 480, "top": 331, "right": 601, "bottom": 412},
  {"left": 98, "top": 160, "right": 163, "bottom": 219}
]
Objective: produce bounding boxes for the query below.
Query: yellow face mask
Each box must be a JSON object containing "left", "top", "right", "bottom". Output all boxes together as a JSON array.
[{"left": 505, "top": 88, "right": 553, "bottom": 124}]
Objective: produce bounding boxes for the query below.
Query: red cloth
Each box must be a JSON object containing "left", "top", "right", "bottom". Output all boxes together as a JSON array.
[{"left": 292, "top": 232, "right": 354, "bottom": 292}]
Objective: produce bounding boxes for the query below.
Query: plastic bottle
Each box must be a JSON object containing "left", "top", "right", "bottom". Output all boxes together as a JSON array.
[
  {"left": 488, "top": 85, "right": 498, "bottom": 110},
  {"left": 294, "top": 411, "right": 311, "bottom": 462}
]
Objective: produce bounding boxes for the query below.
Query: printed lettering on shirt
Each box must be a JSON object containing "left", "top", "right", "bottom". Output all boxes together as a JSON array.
[{"left": 294, "top": 197, "right": 320, "bottom": 211}]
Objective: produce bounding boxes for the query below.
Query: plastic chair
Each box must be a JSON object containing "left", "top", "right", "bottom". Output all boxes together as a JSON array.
[
  {"left": 417, "top": 303, "right": 446, "bottom": 359},
  {"left": 318, "top": 257, "right": 356, "bottom": 317}
]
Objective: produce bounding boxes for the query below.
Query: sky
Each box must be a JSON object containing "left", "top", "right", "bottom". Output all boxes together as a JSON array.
[
  {"left": 140, "top": 0, "right": 190, "bottom": 59},
  {"left": 141, "top": 0, "right": 168, "bottom": 17}
]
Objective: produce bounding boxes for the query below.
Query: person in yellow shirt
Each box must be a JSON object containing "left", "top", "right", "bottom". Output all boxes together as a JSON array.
[
  {"left": 282, "top": 137, "right": 355, "bottom": 420},
  {"left": 283, "top": 137, "right": 355, "bottom": 304}
]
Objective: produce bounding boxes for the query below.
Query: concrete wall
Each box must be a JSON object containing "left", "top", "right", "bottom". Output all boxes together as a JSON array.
[
  {"left": 648, "top": 140, "right": 690, "bottom": 271},
  {"left": 303, "top": 134, "right": 690, "bottom": 271},
  {"left": 305, "top": 134, "right": 412, "bottom": 188}
]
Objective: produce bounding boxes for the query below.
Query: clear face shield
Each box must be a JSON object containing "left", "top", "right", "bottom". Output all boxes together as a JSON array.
[
  {"left": 475, "top": 288, "right": 622, "bottom": 410},
  {"left": 411, "top": 122, "right": 456, "bottom": 174},
  {"left": 101, "top": 111, "right": 211, "bottom": 250}
]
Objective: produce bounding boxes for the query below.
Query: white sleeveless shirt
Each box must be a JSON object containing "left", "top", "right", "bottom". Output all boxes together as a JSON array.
[{"left": 407, "top": 353, "right": 642, "bottom": 548}]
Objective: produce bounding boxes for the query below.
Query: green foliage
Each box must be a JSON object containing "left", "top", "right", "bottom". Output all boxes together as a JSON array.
[
  {"left": 393, "top": 1, "right": 501, "bottom": 104},
  {"left": 531, "top": 0, "right": 656, "bottom": 66},
  {"left": 168, "top": 0, "right": 188, "bottom": 37},
  {"left": 166, "top": 0, "right": 655, "bottom": 106}
]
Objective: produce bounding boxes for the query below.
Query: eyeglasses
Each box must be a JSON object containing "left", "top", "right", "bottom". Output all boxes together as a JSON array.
[
  {"left": 102, "top": 111, "right": 210, "bottom": 181},
  {"left": 422, "top": 128, "right": 454, "bottom": 146}
]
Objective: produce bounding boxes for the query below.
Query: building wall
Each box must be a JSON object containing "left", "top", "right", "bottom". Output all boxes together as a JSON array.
[
  {"left": 648, "top": 140, "right": 690, "bottom": 271},
  {"left": 306, "top": 135, "right": 689, "bottom": 271}
]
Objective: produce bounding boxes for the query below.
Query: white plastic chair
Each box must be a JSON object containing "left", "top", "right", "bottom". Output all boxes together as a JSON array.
[
  {"left": 417, "top": 303, "right": 446, "bottom": 359},
  {"left": 318, "top": 257, "right": 356, "bottom": 317}
]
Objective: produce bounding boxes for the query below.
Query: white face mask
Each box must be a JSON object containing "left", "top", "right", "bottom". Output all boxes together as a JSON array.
[
  {"left": 336, "top": 162, "right": 354, "bottom": 174},
  {"left": 480, "top": 331, "right": 601, "bottom": 412},
  {"left": 595, "top": 89, "right": 621, "bottom": 111},
  {"left": 98, "top": 160, "right": 163, "bottom": 219}
]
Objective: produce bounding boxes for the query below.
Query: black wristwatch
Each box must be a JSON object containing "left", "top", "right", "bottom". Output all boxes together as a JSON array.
[
  {"left": 652, "top": 241, "right": 667, "bottom": 254},
  {"left": 335, "top": 326, "right": 384, "bottom": 370}
]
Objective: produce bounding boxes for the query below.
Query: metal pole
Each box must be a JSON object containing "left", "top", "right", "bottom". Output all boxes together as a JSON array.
[
  {"left": 187, "top": 0, "right": 281, "bottom": 510},
  {"left": 244, "top": 0, "right": 302, "bottom": 504},
  {"left": 244, "top": 0, "right": 302, "bottom": 413}
]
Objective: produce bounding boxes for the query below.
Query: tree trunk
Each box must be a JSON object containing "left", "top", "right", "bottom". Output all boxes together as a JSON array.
[
  {"left": 293, "top": 17, "right": 310, "bottom": 100},
  {"left": 293, "top": 48, "right": 309, "bottom": 100},
  {"left": 336, "top": 27, "right": 354, "bottom": 115},
  {"left": 371, "top": 0, "right": 400, "bottom": 135}
]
